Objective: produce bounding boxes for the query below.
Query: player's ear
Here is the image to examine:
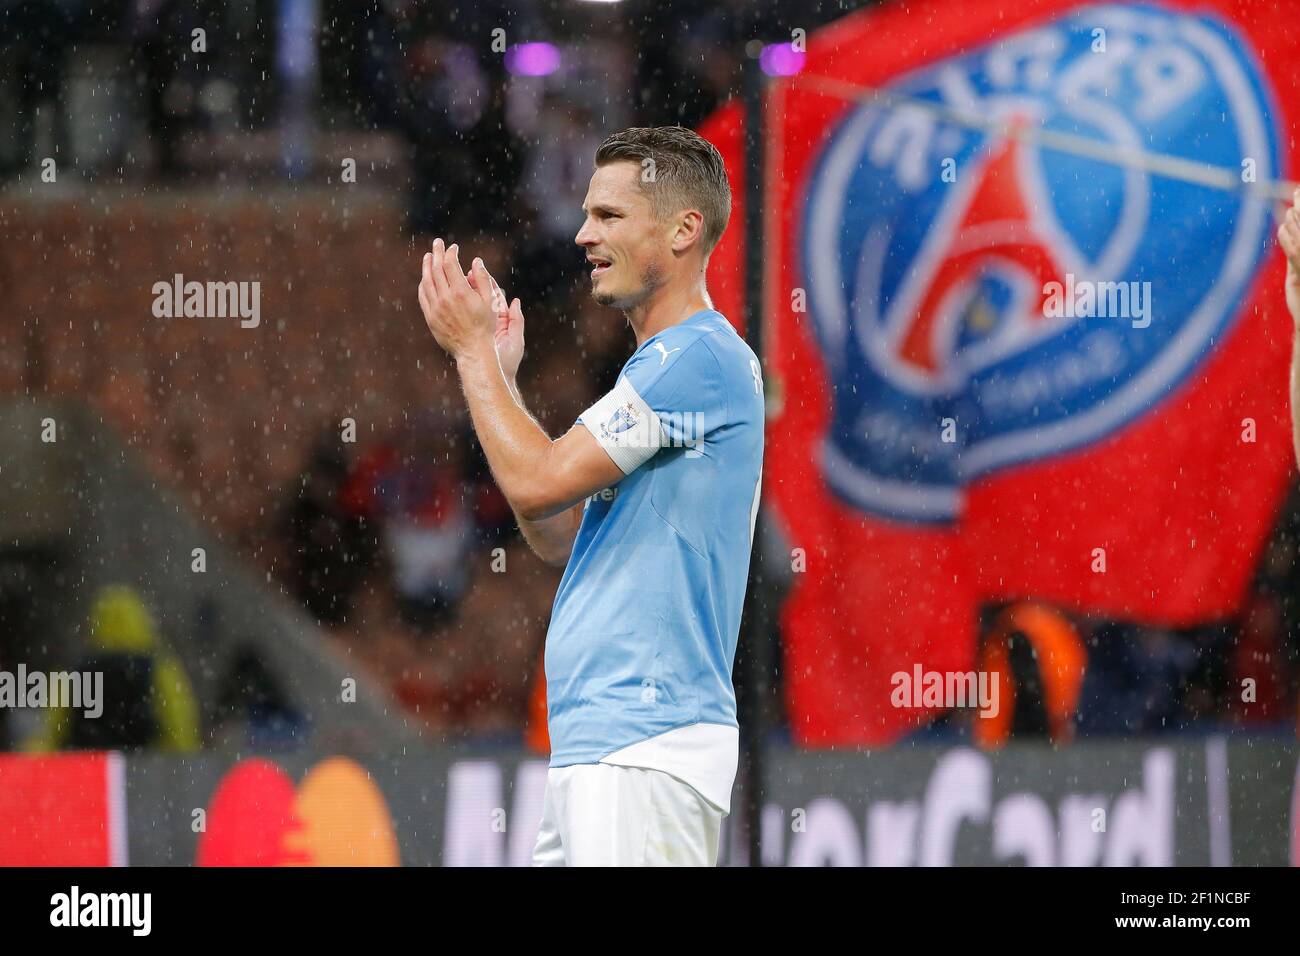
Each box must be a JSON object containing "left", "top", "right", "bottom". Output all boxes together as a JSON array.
[{"left": 670, "top": 210, "right": 704, "bottom": 254}]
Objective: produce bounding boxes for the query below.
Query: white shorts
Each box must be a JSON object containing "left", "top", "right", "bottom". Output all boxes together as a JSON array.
[{"left": 531, "top": 763, "right": 724, "bottom": 867}]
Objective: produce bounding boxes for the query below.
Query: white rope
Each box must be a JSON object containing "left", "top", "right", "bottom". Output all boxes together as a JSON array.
[{"left": 786, "top": 72, "right": 1297, "bottom": 203}]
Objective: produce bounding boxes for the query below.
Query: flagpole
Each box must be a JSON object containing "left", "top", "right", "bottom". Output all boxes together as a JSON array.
[{"left": 737, "top": 40, "right": 772, "bottom": 869}]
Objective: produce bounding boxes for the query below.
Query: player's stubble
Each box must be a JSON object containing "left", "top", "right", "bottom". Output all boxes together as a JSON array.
[{"left": 592, "top": 256, "right": 667, "bottom": 312}]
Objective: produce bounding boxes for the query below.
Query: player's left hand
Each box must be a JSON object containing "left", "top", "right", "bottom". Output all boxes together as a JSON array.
[
  {"left": 418, "top": 238, "right": 496, "bottom": 358},
  {"left": 472, "top": 264, "right": 525, "bottom": 382}
]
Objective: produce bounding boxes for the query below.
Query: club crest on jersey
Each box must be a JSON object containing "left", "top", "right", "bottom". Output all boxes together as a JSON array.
[
  {"left": 601, "top": 402, "right": 640, "bottom": 439},
  {"left": 798, "top": 4, "right": 1280, "bottom": 522}
]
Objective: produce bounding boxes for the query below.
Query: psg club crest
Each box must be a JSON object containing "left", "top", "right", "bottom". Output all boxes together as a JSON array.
[{"left": 799, "top": 4, "right": 1281, "bottom": 522}]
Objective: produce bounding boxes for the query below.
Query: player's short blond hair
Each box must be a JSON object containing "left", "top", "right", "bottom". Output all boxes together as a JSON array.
[{"left": 594, "top": 127, "right": 732, "bottom": 256}]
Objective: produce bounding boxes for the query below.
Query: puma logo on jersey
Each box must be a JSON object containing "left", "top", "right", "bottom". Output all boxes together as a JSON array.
[{"left": 652, "top": 342, "right": 681, "bottom": 365}]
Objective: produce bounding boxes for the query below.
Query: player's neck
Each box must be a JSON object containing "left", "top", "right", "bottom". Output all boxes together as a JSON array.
[{"left": 627, "top": 281, "right": 712, "bottom": 348}]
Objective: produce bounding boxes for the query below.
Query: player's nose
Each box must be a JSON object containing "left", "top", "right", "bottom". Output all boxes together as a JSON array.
[{"left": 575, "top": 219, "right": 598, "bottom": 247}]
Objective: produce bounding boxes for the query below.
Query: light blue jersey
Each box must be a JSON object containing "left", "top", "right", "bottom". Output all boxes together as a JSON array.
[{"left": 545, "top": 308, "right": 764, "bottom": 768}]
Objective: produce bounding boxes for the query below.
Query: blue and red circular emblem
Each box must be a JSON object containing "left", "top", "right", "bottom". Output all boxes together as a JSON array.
[{"left": 799, "top": 5, "right": 1281, "bottom": 521}]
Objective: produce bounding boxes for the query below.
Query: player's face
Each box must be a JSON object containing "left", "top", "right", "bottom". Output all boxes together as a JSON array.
[{"left": 576, "top": 162, "right": 670, "bottom": 310}]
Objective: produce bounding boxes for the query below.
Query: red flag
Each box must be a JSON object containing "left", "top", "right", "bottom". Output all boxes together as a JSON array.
[{"left": 702, "top": 0, "right": 1298, "bottom": 744}]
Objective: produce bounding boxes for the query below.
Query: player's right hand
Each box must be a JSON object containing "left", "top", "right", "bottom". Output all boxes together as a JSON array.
[
  {"left": 1279, "top": 187, "right": 1300, "bottom": 326},
  {"left": 470, "top": 264, "right": 526, "bottom": 381}
]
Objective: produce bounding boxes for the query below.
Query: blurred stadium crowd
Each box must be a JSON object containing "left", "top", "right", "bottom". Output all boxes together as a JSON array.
[{"left": 0, "top": 0, "right": 1297, "bottom": 755}]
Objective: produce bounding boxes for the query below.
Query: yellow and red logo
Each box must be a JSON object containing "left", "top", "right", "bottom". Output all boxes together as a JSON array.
[{"left": 196, "top": 756, "right": 399, "bottom": 866}]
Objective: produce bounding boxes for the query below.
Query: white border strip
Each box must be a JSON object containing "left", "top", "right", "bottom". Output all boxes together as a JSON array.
[
  {"left": 107, "top": 751, "right": 129, "bottom": 867},
  {"left": 1205, "top": 736, "right": 1232, "bottom": 867}
]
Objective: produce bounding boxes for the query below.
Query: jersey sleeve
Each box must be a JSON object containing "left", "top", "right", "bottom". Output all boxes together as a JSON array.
[{"left": 578, "top": 337, "right": 727, "bottom": 475}]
